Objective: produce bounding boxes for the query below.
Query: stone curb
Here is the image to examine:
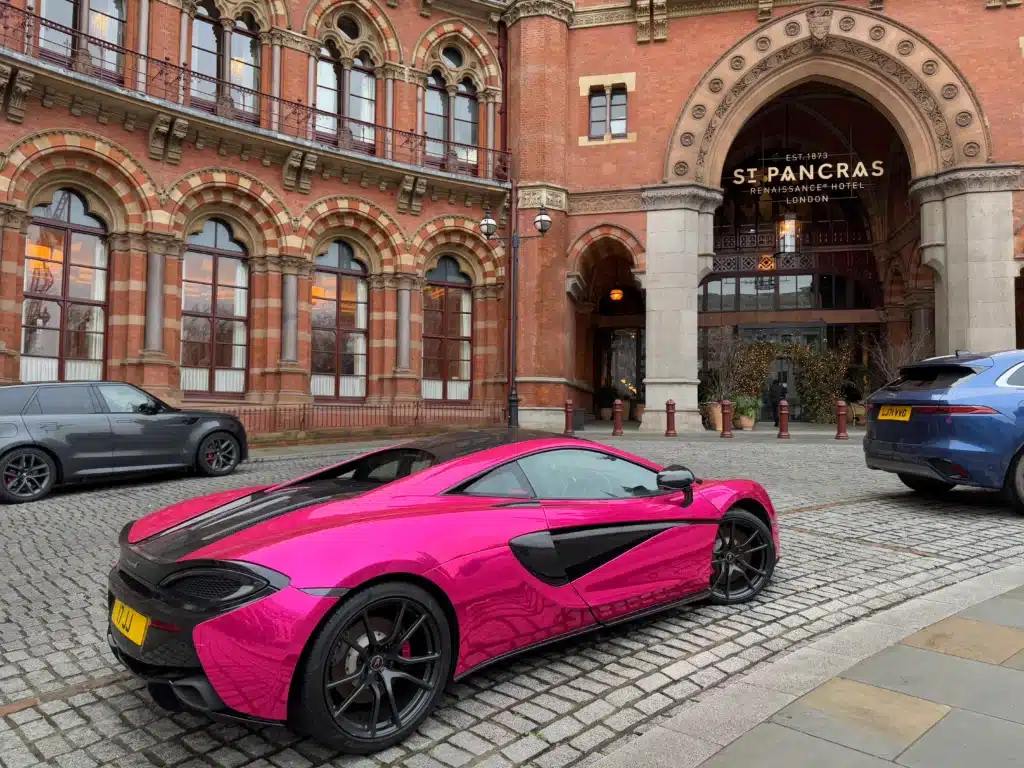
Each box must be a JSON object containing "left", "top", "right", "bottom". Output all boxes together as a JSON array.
[{"left": 590, "top": 563, "right": 1024, "bottom": 768}]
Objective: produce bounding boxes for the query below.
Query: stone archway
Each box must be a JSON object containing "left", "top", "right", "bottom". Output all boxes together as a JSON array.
[
  {"left": 664, "top": 4, "right": 992, "bottom": 186},
  {"left": 641, "top": 4, "right": 1023, "bottom": 433}
]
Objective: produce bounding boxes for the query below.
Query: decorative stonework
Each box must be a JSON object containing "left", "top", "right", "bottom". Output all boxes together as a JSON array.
[
  {"left": 282, "top": 150, "right": 319, "bottom": 194},
  {"left": 756, "top": 0, "right": 773, "bottom": 23},
  {"left": 730, "top": 56, "right": 746, "bottom": 70},
  {"left": 962, "top": 142, "right": 980, "bottom": 158},
  {"left": 755, "top": 37, "right": 772, "bottom": 52},
  {"left": 567, "top": 223, "right": 646, "bottom": 273},
  {"left": 567, "top": 189, "right": 644, "bottom": 215},
  {"left": 570, "top": 5, "right": 633, "bottom": 29},
  {"left": 503, "top": 0, "right": 574, "bottom": 27},
  {"left": 665, "top": 6, "right": 994, "bottom": 184},
  {"left": 7, "top": 70, "right": 34, "bottom": 124},
  {"left": 911, "top": 165, "right": 1024, "bottom": 201},
  {"left": 956, "top": 111, "right": 973, "bottom": 128},
  {"left": 784, "top": 21, "right": 800, "bottom": 36},
  {"left": 518, "top": 183, "right": 568, "bottom": 211},
  {"left": 674, "top": 162, "right": 689, "bottom": 177},
  {"left": 897, "top": 40, "right": 915, "bottom": 56},
  {"left": 680, "top": 132, "right": 695, "bottom": 147},
  {"left": 640, "top": 184, "right": 722, "bottom": 212}
]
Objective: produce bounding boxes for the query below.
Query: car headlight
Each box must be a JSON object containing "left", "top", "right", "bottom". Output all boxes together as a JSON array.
[{"left": 159, "top": 562, "right": 287, "bottom": 610}]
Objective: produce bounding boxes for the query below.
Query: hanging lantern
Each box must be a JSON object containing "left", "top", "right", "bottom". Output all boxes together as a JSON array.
[
  {"left": 609, "top": 288, "right": 624, "bottom": 301},
  {"left": 777, "top": 212, "right": 799, "bottom": 254}
]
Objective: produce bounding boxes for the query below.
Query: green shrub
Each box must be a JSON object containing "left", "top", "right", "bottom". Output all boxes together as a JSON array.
[
  {"left": 733, "top": 342, "right": 778, "bottom": 398},
  {"left": 782, "top": 344, "right": 853, "bottom": 423},
  {"left": 732, "top": 394, "right": 761, "bottom": 419}
]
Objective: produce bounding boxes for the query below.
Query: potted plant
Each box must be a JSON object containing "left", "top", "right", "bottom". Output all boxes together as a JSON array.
[
  {"left": 732, "top": 394, "right": 760, "bottom": 430},
  {"left": 701, "top": 400, "right": 724, "bottom": 432},
  {"left": 597, "top": 386, "right": 617, "bottom": 421}
]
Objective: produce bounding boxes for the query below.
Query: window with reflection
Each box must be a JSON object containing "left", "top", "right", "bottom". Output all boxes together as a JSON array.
[
  {"left": 190, "top": 5, "right": 261, "bottom": 120},
  {"left": 310, "top": 240, "right": 369, "bottom": 398},
  {"left": 39, "top": 0, "right": 126, "bottom": 78},
  {"left": 315, "top": 45, "right": 376, "bottom": 146},
  {"left": 588, "top": 86, "right": 627, "bottom": 139},
  {"left": 453, "top": 79, "right": 478, "bottom": 165},
  {"left": 422, "top": 256, "right": 471, "bottom": 401},
  {"left": 21, "top": 189, "right": 108, "bottom": 383},
  {"left": 699, "top": 272, "right": 873, "bottom": 312},
  {"left": 180, "top": 219, "right": 249, "bottom": 394},
  {"left": 425, "top": 70, "right": 448, "bottom": 161}
]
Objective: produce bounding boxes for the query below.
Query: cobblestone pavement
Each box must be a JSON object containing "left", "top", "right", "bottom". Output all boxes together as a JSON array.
[{"left": 2, "top": 438, "right": 1023, "bottom": 768}]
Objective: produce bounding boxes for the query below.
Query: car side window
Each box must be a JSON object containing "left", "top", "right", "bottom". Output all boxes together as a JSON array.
[
  {"left": 1006, "top": 365, "right": 1024, "bottom": 387},
  {"left": 460, "top": 462, "right": 534, "bottom": 498},
  {"left": 35, "top": 386, "right": 96, "bottom": 415},
  {"left": 0, "top": 387, "right": 36, "bottom": 415},
  {"left": 517, "top": 449, "right": 662, "bottom": 500},
  {"left": 98, "top": 384, "right": 153, "bottom": 414}
]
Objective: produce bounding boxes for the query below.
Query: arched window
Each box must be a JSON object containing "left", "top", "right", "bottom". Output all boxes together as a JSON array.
[
  {"left": 315, "top": 46, "right": 376, "bottom": 147},
  {"left": 454, "top": 78, "right": 479, "bottom": 166},
  {"left": 190, "top": 5, "right": 261, "bottom": 121},
  {"left": 39, "top": 0, "right": 126, "bottom": 79},
  {"left": 424, "top": 70, "right": 449, "bottom": 163},
  {"left": 311, "top": 241, "right": 368, "bottom": 398},
  {"left": 423, "top": 256, "right": 471, "bottom": 401},
  {"left": 20, "top": 189, "right": 108, "bottom": 383},
  {"left": 180, "top": 219, "right": 249, "bottom": 394}
]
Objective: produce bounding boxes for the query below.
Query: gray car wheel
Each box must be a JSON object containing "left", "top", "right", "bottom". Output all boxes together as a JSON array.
[
  {"left": 196, "top": 433, "right": 241, "bottom": 477},
  {"left": 0, "top": 447, "right": 57, "bottom": 504}
]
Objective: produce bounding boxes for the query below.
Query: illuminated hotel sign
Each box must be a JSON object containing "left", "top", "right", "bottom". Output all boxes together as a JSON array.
[{"left": 731, "top": 153, "right": 884, "bottom": 204}]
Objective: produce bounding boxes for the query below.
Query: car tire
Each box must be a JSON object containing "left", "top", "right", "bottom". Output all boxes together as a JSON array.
[
  {"left": 708, "top": 507, "right": 775, "bottom": 606},
  {"left": 0, "top": 447, "right": 57, "bottom": 504},
  {"left": 196, "top": 432, "right": 241, "bottom": 477},
  {"left": 294, "top": 581, "right": 452, "bottom": 753},
  {"left": 1004, "top": 453, "right": 1024, "bottom": 514},
  {"left": 898, "top": 473, "right": 956, "bottom": 496}
]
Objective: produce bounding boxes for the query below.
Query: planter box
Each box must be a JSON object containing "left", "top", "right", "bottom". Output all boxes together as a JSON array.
[
  {"left": 704, "top": 402, "right": 723, "bottom": 432},
  {"left": 600, "top": 407, "right": 612, "bottom": 421}
]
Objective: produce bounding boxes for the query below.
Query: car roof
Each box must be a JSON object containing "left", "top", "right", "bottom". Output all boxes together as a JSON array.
[
  {"left": 911, "top": 350, "right": 1024, "bottom": 368},
  {"left": 397, "top": 428, "right": 581, "bottom": 464}
]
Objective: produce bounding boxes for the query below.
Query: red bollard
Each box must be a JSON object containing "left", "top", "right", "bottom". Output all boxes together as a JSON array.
[
  {"left": 777, "top": 399, "right": 790, "bottom": 439},
  {"left": 720, "top": 400, "right": 734, "bottom": 439},
  {"left": 563, "top": 399, "right": 574, "bottom": 437},
  {"left": 836, "top": 399, "right": 849, "bottom": 440},
  {"left": 665, "top": 399, "right": 677, "bottom": 438},
  {"left": 612, "top": 399, "right": 624, "bottom": 436}
]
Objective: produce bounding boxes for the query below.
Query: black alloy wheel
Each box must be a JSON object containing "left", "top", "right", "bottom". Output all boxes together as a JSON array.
[
  {"left": 197, "top": 433, "right": 240, "bottom": 477},
  {"left": 0, "top": 448, "right": 57, "bottom": 503},
  {"left": 709, "top": 507, "right": 775, "bottom": 605},
  {"left": 898, "top": 473, "right": 956, "bottom": 496},
  {"left": 295, "top": 582, "right": 451, "bottom": 753}
]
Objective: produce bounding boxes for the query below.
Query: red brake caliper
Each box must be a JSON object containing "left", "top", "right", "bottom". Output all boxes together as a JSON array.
[{"left": 401, "top": 642, "right": 411, "bottom": 658}]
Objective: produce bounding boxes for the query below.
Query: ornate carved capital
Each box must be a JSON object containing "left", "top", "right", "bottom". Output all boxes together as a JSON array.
[
  {"left": 641, "top": 184, "right": 723, "bottom": 212},
  {"left": 279, "top": 255, "right": 311, "bottom": 275},
  {"left": 108, "top": 232, "right": 148, "bottom": 252},
  {"left": 382, "top": 63, "right": 406, "bottom": 81},
  {"left": 396, "top": 272, "right": 422, "bottom": 291},
  {"left": 143, "top": 232, "right": 185, "bottom": 257},
  {"left": 911, "top": 164, "right": 1024, "bottom": 200},
  {"left": 0, "top": 204, "right": 27, "bottom": 232},
  {"left": 503, "top": 0, "right": 574, "bottom": 27},
  {"left": 518, "top": 183, "right": 568, "bottom": 211},
  {"left": 565, "top": 272, "right": 588, "bottom": 303}
]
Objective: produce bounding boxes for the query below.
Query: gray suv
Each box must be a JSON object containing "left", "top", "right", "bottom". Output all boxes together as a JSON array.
[{"left": 0, "top": 382, "right": 248, "bottom": 503}]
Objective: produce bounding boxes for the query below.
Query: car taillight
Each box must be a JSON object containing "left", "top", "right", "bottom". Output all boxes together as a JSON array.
[
  {"left": 914, "top": 405, "right": 998, "bottom": 415},
  {"left": 150, "top": 618, "right": 181, "bottom": 632}
]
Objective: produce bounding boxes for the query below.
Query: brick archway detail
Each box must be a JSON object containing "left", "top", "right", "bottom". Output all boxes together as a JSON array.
[
  {"left": 412, "top": 215, "right": 503, "bottom": 285},
  {"left": 568, "top": 224, "right": 646, "bottom": 274},
  {"left": 0, "top": 131, "right": 159, "bottom": 229},
  {"left": 166, "top": 170, "right": 290, "bottom": 256},
  {"left": 302, "top": 0, "right": 402, "bottom": 62},
  {"left": 665, "top": 3, "right": 992, "bottom": 186},
  {"left": 294, "top": 196, "right": 406, "bottom": 271},
  {"left": 220, "top": 0, "right": 288, "bottom": 31},
  {"left": 412, "top": 20, "right": 501, "bottom": 89}
]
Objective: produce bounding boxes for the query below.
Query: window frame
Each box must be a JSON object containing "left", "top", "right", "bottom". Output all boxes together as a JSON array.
[
  {"left": 588, "top": 87, "right": 608, "bottom": 139},
  {"left": 179, "top": 220, "right": 251, "bottom": 397},
  {"left": 425, "top": 69, "right": 450, "bottom": 163},
  {"left": 228, "top": 14, "right": 262, "bottom": 123},
  {"left": 588, "top": 85, "right": 627, "bottom": 140},
  {"left": 20, "top": 189, "right": 110, "bottom": 384},
  {"left": 31, "top": 383, "right": 102, "bottom": 415},
  {"left": 310, "top": 240, "right": 370, "bottom": 401},
  {"left": 314, "top": 46, "right": 377, "bottom": 150},
  {"left": 37, "top": 0, "right": 127, "bottom": 83},
  {"left": 189, "top": 3, "right": 223, "bottom": 113},
  {"left": 422, "top": 258, "right": 473, "bottom": 403}
]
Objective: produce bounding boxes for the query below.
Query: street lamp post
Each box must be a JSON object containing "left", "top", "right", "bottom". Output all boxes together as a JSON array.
[{"left": 480, "top": 203, "right": 552, "bottom": 428}]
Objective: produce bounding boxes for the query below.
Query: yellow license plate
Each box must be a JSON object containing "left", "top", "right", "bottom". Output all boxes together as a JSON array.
[
  {"left": 111, "top": 599, "right": 149, "bottom": 646},
  {"left": 878, "top": 405, "right": 912, "bottom": 422}
]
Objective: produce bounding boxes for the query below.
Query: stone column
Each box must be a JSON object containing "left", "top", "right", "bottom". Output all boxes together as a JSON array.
[
  {"left": 136, "top": 0, "right": 150, "bottom": 91},
  {"left": 383, "top": 64, "right": 399, "bottom": 159},
  {"left": 639, "top": 184, "right": 723, "bottom": 434},
  {"left": 280, "top": 270, "right": 298, "bottom": 362},
  {"left": 270, "top": 256, "right": 309, "bottom": 402},
  {"left": 178, "top": 0, "right": 194, "bottom": 102},
  {"left": 396, "top": 273, "right": 414, "bottom": 370},
  {"left": 270, "top": 31, "right": 282, "bottom": 131},
  {"left": 137, "top": 233, "right": 183, "bottom": 398},
  {"left": 0, "top": 206, "right": 27, "bottom": 383},
  {"left": 306, "top": 44, "right": 318, "bottom": 140},
  {"left": 911, "top": 165, "right": 1023, "bottom": 355}
]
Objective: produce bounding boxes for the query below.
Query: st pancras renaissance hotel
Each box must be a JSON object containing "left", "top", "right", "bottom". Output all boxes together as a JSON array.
[{"left": 0, "top": 0, "right": 1021, "bottom": 435}]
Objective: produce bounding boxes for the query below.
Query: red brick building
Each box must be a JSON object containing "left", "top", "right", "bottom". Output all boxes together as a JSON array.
[{"left": 0, "top": 0, "right": 1020, "bottom": 432}]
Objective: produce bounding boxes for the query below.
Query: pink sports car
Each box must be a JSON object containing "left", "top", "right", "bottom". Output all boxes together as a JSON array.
[{"left": 107, "top": 429, "right": 779, "bottom": 753}]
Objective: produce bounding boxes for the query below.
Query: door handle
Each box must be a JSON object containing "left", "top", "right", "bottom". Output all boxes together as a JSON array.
[
  {"left": 492, "top": 500, "right": 541, "bottom": 508},
  {"left": 38, "top": 422, "right": 60, "bottom": 431},
  {"left": 115, "top": 418, "right": 135, "bottom": 423}
]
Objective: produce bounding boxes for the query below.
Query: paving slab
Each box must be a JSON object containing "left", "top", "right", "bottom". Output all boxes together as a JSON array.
[
  {"left": 660, "top": 682, "right": 796, "bottom": 746},
  {"left": 841, "top": 644, "right": 1024, "bottom": 724},
  {"left": 956, "top": 595, "right": 1024, "bottom": 630},
  {"left": 901, "top": 615, "right": 1024, "bottom": 663},
  {"left": 697, "top": 723, "right": 893, "bottom": 768},
  {"left": 587, "top": 727, "right": 720, "bottom": 768},
  {"left": 771, "top": 678, "right": 949, "bottom": 760},
  {"left": 896, "top": 708, "right": 1024, "bottom": 768}
]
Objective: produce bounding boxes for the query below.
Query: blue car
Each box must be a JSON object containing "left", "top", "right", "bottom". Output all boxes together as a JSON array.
[{"left": 864, "top": 349, "right": 1024, "bottom": 508}]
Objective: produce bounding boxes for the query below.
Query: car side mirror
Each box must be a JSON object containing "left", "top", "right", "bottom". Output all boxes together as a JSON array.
[
  {"left": 657, "top": 465, "right": 695, "bottom": 491},
  {"left": 139, "top": 402, "right": 160, "bottom": 415}
]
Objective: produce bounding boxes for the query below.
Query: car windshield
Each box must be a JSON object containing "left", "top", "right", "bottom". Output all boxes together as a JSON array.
[
  {"left": 296, "top": 428, "right": 573, "bottom": 488},
  {"left": 884, "top": 365, "right": 977, "bottom": 392}
]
